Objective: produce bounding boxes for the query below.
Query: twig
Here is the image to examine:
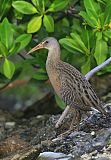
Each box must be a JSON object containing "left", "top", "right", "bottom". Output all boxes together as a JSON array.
[
  {"left": 55, "top": 2, "right": 82, "bottom": 23},
  {"left": 0, "top": 80, "right": 12, "bottom": 93},
  {"left": 55, "top": 12, "right": 82, "bottom": 23},
  {"left": 0, "top": 80, "right": 27, "bottom": 92},
  {"left": 85, "top": 57, "right": 111, "bottom": 80},
  {"left": 0, "top": 52, "right": 40, "bottom": 92},
  {"left": 18, "top": 53, "right": 26, "bottom": 60}
]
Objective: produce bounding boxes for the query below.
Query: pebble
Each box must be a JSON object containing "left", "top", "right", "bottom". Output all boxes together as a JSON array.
[
  {"left": 37, "top": 152, "right": 73, "bottom": 160},
  {"left": 5, "top": 122, "right": 16, "bottom": 129},
  {"left": 91, "top": 131, "right": 96, "bottom": 136}
]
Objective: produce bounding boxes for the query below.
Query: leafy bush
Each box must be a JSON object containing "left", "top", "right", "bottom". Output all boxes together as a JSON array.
[
  {"left": 60, "top": 0, "right": 111, "bottom": 74},
  {"left": 0, "top": 0, "right": 111, "bottom": 108}
]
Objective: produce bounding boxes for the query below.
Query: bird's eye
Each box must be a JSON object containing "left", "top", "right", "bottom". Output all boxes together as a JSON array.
[{"left": 45, "top": 41, "right": 48, "bottom": 44}]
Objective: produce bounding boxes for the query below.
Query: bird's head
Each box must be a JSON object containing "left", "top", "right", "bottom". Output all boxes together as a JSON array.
[{"left": 27, "top": 37, "right": 59, "bottom": 54}]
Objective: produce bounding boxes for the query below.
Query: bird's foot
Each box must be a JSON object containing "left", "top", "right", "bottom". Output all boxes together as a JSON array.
[
  {"left": 56, "top": 130, "right": 73, "bottom": 139},
  {"left": 57, "top": 125, "right": 79, "bottom": 138}
]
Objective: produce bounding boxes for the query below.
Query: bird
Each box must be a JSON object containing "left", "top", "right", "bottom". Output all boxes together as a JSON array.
[{"left": 27, "top": 37, "right": 107, "bottom": 132}]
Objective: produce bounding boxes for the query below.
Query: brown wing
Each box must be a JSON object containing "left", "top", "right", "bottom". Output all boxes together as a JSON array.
[{"left": 58, "top": 62, "right": 105, "bottom": 113}]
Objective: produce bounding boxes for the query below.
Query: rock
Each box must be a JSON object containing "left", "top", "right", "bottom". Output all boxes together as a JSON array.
[
  {"left": 0, "top": 109, "right": 110, "bottom": 160},
  {"left": 91, "top": 131, "right": 96, "bottom": 137},
  {"left": 92, "top": 129, "right": 111, "bottom": 151},
  {"left": 41, "top": 128, "right": 111, "bottom": 159},
  {"left": 37, "top": 152, "right": 73, "bottom": 160},
  {"left": 5, "top": 122, "right": 16, "bottom": 129}
]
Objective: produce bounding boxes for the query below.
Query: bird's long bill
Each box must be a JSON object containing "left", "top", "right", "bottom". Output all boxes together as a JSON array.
[{"left": 27, "top": 43, "right": 44, "bottom": 55}]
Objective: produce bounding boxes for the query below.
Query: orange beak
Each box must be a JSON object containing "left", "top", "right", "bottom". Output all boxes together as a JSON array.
[{"left": 27, "top": 42, "right": 44, "bottom": 55}]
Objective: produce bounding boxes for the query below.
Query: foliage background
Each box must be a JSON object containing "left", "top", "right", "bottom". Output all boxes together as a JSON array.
[{"left": 0, "top": 0, "right": 111, "bottom": 109}]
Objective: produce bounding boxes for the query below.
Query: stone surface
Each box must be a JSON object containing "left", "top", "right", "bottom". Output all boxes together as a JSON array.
[
  {"left": 0, "top": 106, "right": 110, "bottom": 160},
  {"left": 37, "top": 152, "right": 73, "bottom": 160}
]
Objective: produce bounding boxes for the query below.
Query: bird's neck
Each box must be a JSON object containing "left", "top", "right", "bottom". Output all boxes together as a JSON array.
[{"left": 46, "top": 47, "right": 61, "bottom": 65}]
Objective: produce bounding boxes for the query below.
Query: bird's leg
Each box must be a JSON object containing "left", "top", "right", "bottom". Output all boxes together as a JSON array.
[
  {"left": 55, "top": 105, "right": 70, "bottom": 128},
  {"left": 57, "top": 108, "right": 81, "bottom": 137},
  {"left": 69, "top": 109, "right": 81, "bottom": 131}
]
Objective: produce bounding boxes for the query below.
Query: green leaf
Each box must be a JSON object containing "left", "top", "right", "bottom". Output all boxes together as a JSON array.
[
  {"left": 0, "top": 18, "right": 13, "bottom": 50},
  {"left": 15, "top": 34, "right": 32, "bottom": 52},
  {"left": 96, "top": 32, "right": 102, "bottom": 41},
  {"left": 0, "top": 41, "right": 9, "bottom": 57},
  {"left": 79, "top": 11, "right": 98, "bottom": 28},
  {"left": 94, "top": 39, "right": 108, "bottom": 65},
  {"left": 32, "top": 0, "right": 45, "bottom": 12},
  {"left": 84, "top": 0, "right": 99, "bottom": 18},
  {"left": 43, "top": 15, "right": 54, "bottom": 32},
  {"left": 31, "top": 0, "right": 38, "bottom": 6},
  {"left": 12, "top": 1, "right": 38, "bottom": 14},
  {"left": 33, "top": 69, "right": 48, "bottom": 80},
  {"left": 55, "top": 94, "right": 65, "bottom": 109},
  {"left": 3, "top": 58, "right": 15, "bottom": 79},
  {"left": 27, "top": 16, "right": 42, "bottom": 33},
  {"left": 81, "top": 29, "right": 90, "bottom": 50},
  {"left": 104, "top": 1, "right": 111, "bottom": 24},
  {"left": 99, "top": 12, "right": 105, "bottom": 27},
  {"left": 59, "top": 38, "right": 85, "bottom": 54},
  {"left": 62, "top": 18, "right": 70, "bottom": 27},
  {"left": 81, "top": 56, "right": 91, "bottom": 74},
  {"left": 79, "top": 11, "right": 95, "bottom": 28},
  {"left": 71, "top": 32, "right": 90, "bottom": 55},
  {"left": 48, "top": 0, "right": 69, "bottom": 12},
  {"left": 97, "top": 0, "right": 106, "bottom": 5},
  {"left": 14, "top": 10, "right": 23, "bottom": 20},
  {"left": 9, "top": 42, "right": 20, "bottom": 55},
  {"left": 83, "top": 0, "right": 101, "bottom": 27},
  {"left": 103, "top": 29, "right": 111, "bottom": 39},
  {"left": 0, "top": 0, "right": 12, "bottom": 20}
]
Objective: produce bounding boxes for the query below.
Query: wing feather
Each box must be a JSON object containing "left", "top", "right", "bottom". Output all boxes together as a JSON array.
[{"left": 57, "top": 62, "right": 103, "bottom": 112}]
